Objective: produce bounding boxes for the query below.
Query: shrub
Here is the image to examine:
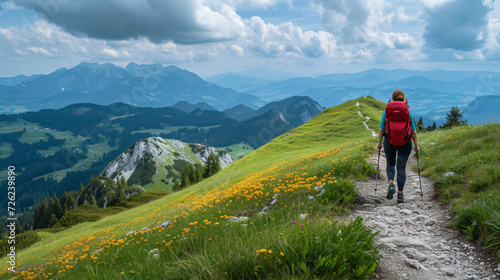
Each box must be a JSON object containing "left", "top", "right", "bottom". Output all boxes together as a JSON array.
[
  {"left": 56, "top": 211, "right": 102, "bottom": 228},
  {"left": 126, "top": 191, "right": 168, "bottom": 208},
  {"left": 0, "top": 231, "right": 40, "bottom": 256}
]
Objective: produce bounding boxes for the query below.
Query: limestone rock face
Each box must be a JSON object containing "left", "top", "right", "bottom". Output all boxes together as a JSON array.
[{"left": 100, "top": 137, "right": 234, "bottom": 186}]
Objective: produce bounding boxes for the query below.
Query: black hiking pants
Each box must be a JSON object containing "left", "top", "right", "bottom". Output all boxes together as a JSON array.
[{"left": 383, "top": 138, "right": 412, "bottom": 192}]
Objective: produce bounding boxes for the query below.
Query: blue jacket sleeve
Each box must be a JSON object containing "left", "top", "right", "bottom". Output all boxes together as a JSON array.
[
  {"left": 409, "top": 111, "right": 416, "bottom": 131},
  {"left": 380, "top": 110, "right": 386, "bottom": 130}
]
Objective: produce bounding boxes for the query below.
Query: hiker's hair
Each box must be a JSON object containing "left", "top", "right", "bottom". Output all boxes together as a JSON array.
[{"left": 392, "top": 90, "right": 408, "bottom": 106}]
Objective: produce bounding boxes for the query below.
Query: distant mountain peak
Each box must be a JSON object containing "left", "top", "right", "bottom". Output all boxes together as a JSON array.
[
  {"left": 171, "top": 101, "right": 218, "bottom": 113},
  {"left": 70, "top": 62, "right": 124, "bottom": 73},
  {"left": 73, "top": 62, "right": 101, "bottom": 69},
  {"left": 125, "top": 62, "right": 165, "bottom": 76},
  {"left": 0, "top": 61, "right": 262, "bottom": 112}
]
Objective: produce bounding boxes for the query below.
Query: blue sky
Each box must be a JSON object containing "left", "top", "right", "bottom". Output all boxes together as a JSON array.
[{"left": 0, "top": 0, "right": 499, "bottom": 77}]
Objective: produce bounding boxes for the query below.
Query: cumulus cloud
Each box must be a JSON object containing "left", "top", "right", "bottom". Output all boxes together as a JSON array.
[
  {"left": 242, "top": 17, "right": 336, "bottom": 58},
  {"left": 205, "top": 0, "right": 287, "bottom": 11},
  {"left": 26, "top": 46, "right": 53, "bottom": 56},
  {"left": 313, "top": 0, "right": 422, "bottom": 64},
  {"left": 486, "top": 18, "right": 500, "bottom": 49},
  {"left": 317, "top": 0, "right": 370, "bottom": 44},
  {"left": 315, "top": 0, "right": 420, "bottom": 52},
  {"left": 422, "top": 0, "right": 494, "bottom": 51},
  {"left": 101, "top": 47, "right": 119, "bottom": 58},
  {"left": 13, "top": 0, "right": 246, "bottom": 44}
]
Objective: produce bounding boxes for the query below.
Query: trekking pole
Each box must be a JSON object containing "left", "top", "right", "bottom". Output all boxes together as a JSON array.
[
  {"left": 375, "top": 147, "right": 381, "bottom": 195},
  {"left": 416, "top": 151, "right": 423, "bottom": 200}
]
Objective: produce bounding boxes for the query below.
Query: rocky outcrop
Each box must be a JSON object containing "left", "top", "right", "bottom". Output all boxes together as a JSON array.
[{"left": 100, "top": 137, "right": 234, "bottom": 186}]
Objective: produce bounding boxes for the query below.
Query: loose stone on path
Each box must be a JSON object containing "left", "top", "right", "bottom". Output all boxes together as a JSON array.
[{"left": 350, "top": 151, "right": 498, "bottom": 280}]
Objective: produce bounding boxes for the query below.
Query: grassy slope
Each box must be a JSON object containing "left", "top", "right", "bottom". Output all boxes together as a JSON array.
[
  {"left": 216, "top": 143, "right": 255, "bottom": 160},
  {"left": 417, "top": 123, "right": 500, "bottom": 256},
  {"left": 1, "top": 97, "right": 387, "bottom": 279}
]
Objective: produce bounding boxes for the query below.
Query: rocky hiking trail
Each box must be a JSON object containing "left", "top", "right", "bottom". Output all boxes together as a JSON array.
[
  {"left": 351, "top": 151, "right": 499, "bottom": 280},
  {"left": 352, "top": 102, "right": 499, "bottom": 279}
]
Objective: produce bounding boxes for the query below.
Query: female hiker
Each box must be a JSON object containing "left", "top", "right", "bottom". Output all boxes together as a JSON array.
[{"left": 376, "top": 90, "right": 420, "bottom": 203}]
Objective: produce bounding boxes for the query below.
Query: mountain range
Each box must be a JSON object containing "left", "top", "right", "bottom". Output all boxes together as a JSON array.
[
  {"left": 210, "top": 69, "right": 500, "bottom": 125},
  {"left": 0, "top": 62, "right": 260, "bottom": 113},
  {"left": 1, "top": 62, "right": 499, "bottom": 126}
]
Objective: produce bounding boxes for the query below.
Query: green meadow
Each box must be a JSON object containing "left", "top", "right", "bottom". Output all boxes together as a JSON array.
[
  {"left": 1, "top": 96, "right": 497, "bottom": 279},
  {"left": 0, "top": 97, "right": 384, "bottom": 279},
  {"left": 217, "top": 143, "right": 255, "bottom": 160}
]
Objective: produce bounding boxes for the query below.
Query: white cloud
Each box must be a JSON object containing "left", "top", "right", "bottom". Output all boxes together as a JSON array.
[
  {"left": 482, "top": 0, "right": 494, "bottom": 9},
  {"left": 313, "top": 0, "right": 424, "bottom": 64},
  {"left": 227, "top": 44, "right": 244, "bottom": 56},
  {"left": 472, "top": 49, "right": 486, "bottom": 60},
  {"left": 485, "top": 18, "right": 500, "bottom": 50},
  {"left": 380, "top": 32, "right": 418, "bottom": 49},
  {"left": 101, "top": 47, "right": 119, "bottom": 58},
  {"left": 14, "top": 49, "right": 28, "bottom": 56},
  {"left": 419, "top": 0, "right": 453, "bottom": 8},
  {"left": 241, "top": 17, "right": 336, "bottom": 58},
  {"left": 0, "top": 27, "right": 29, "bottom": 47},
  {"left": 26, "top": 46, "right": 52, "bottom": 56},
  {"left": 0, "top": 1, "right": 21, "bottom": 10},
  {"left": 315, "top": 0, "right": 421, "bottom": 52},
  {"left": 204, "top": 0, "right": 286, "bottom": 11}
]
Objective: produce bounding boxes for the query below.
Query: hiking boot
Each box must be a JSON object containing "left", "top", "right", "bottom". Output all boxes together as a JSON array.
[
  {"left": 386, "top": 183, "right": 396, "bottom": 199},
  {"left": 397, "top": 193, "right": 404, "bottom": 203}
]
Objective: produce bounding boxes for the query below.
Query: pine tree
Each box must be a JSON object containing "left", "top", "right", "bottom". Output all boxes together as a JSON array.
[
  {"left": 88, "top": 194, "right": 97, "bottom": 205},
  {"left": 442, "top": 106, "right": 467, "bottom": 129},
  {"left": 204, "top": 153, "right": 221, "bottom": 178},
  {"left": 120, "top": 176, "right": 128, "bottom": 189},
  {"left": 50, "top": 194, "right": 64, "bottom": 219},
  {"left": 209, "top": 153, "right": 221, "bottom": 176},
  {"left": 33, "top": 201, "right": 46, "bottom": 229},
  {"left": 187, "top": 164, "right": 196, "bottom": 184},
  {"left": 194, "top": 163, "right": 204, "bottom": 183},
  {"left": 114, "top": 177, "right": 126, "bottom": 205},
  {"left": 67, "top": 195, "right": 77, "bottom": 210},
  {"left": 39, "top": 198, "right": 51, "bottom": 229},
  {"left": 416, "top": 117, "right": 426, "bottom": 132},
  {"left": 180, "top": 166, "right": 192, "bottom": 189},
  {"left": 48, "top": 214, "right": 58, "bottom": 228},
  {"left": 432, "top": 121, "right": 437, "bottom": 131},
  {"left": 79, "top": 183, "right": 85, "bottom": 193},
  {"left": 60, "top": 192, "right": 69, "bottom": 213}
]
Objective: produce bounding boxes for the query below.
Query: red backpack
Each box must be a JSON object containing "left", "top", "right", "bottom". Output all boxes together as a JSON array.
[{"left": 384, "top": 101, "right": 413, "bottom": 146}]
